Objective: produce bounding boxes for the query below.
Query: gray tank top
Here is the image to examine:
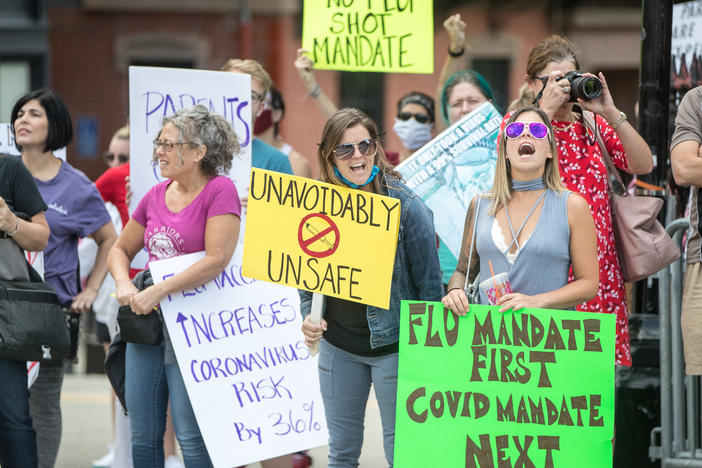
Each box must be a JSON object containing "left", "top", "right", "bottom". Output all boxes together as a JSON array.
[{"left": 474, "top": 189, "right": 572, "bottom": 305}]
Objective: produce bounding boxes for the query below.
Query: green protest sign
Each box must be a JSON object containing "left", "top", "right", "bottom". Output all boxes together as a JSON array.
[
  {"left": 301, "top": 0, "right": 433, "bottom": 74},
  {"left": 396, "top": 302, "right": 615, "bottom": 468}
]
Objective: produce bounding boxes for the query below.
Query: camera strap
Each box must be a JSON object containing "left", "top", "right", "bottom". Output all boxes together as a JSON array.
[
  {"left": 574, "top": 105, "right": 598, "bottom": 147},
  {"left": 533, "top": 87, "right": 545, "bottom": 106}
]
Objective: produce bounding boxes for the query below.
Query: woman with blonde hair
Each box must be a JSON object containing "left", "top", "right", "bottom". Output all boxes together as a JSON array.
[
  {"left": 442, "top": 107, "right": 598, "bottom": 315},
  {"left": 506, "top": 35, "right": 653, "bottom": 366}
]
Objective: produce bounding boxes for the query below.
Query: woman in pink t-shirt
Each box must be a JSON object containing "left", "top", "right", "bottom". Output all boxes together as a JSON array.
[{"left": 109, "top": 105, "right": 241, "bottom": 467}]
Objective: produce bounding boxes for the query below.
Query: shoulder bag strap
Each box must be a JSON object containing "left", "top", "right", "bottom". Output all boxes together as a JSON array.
[
  {"left": 463, "top": 195, "right": 482, "bottom": 290},
  {"left": 581, "top": 110, "right": 624, "bottom": 194}
]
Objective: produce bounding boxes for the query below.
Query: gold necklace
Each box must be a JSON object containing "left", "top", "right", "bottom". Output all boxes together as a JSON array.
[{"left": 555, "top": 112, "right": 575, "bottom": 132}]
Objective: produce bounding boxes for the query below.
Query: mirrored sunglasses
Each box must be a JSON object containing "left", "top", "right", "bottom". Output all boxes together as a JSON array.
[
  {"left": 333, "top": 137, "right": 379, "bottom": 160},
  {"left": 504, "top": 122, "right": 549, "bottom": 139},
  {"left": 397, "top": 112, "right": 430, "bottom": 124},
  {"left": 104, "top": 153, "right": 129, "bottom": 164}
]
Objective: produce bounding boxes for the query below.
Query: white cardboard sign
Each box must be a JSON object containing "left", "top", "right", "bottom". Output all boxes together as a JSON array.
[
  {"left": 128, "top": 66, "right": 253, "bottom": 268},
  {"left": 149, "top": 252, "right": 327, "bottom": 467}
]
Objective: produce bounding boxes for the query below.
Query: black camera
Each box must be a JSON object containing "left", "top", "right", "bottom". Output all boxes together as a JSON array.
[{"left": 540, "top": 71, "right": 602, "bottom": 102}]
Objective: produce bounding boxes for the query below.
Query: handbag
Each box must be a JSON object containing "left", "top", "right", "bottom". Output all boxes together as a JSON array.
[
  {"left": 0, "top": 223, "right": 30, "bottom": 282},
  {"left": 582, "top": 111, "right": 680, "bottom": 282},
  {"left": 104, "top": 331, "right": 127, "bottom": 413},
  {"left": 463, "top": 195, "right": 482, "bottom": 303},
  {"left": 0, "top": 263, "right": 71, "bottom": 363},
  {"left": 116, "top": 270, "right": 163, "bottom": 346}
]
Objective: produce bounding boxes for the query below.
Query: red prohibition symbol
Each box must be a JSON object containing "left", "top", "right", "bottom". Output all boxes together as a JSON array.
[{"left": 297, "top": 213, "right": 340, "bottom": 258}]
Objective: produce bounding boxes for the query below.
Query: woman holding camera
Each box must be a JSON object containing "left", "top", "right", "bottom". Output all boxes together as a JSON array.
[{"left": 508, "top": 35, "right": 653, "bottom": 366}]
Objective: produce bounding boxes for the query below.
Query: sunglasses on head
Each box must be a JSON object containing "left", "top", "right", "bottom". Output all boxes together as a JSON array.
[
  {"left": 332, "top": 136, "right": 380, "bottom": 160},
  {"left": 104, "top": 153, "right": 129, "bottom": 164},
  {"left": 504, "top": 122, "right": 549, "bottom": 140},
  {"left": 397, "top": 112, "right": 430, "bottom": 124}
]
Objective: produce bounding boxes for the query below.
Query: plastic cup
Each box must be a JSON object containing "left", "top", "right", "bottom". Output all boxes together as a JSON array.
[{"left": 479, "top": 272, "right": 513, "bottom": 305}]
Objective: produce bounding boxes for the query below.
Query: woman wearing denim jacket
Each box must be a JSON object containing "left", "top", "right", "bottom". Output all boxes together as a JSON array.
[{"left": 300, "top": 108, "right": 443, "bottom": 468}]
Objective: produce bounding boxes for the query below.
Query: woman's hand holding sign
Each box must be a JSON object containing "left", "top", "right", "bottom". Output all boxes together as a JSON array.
[
  {"left": 301, "top": 315, "right": 327, "bottom": 347},
  {"left": 442, "top": 288, "right": 470, "bottom": 316}
]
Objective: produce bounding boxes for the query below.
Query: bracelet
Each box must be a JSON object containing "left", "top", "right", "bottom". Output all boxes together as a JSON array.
[
  {"left": 6, "top": 216, "right": 18, "bottom": 237},
  {"left": 448, "top": 46, "right": 464, "bottom": 58},
  {"left": 609, "top": 111, "right": 627, "bottom": 129},
  {"left": 308, "top": 84, "right": 321, "bottom": 99},
  {"left": 447, "top": 287, "right": 462, "bottom": 293}
]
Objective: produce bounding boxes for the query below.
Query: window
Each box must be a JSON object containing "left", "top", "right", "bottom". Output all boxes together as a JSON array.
[
  {"left": 115, "top": 34, "right": 208, "bottom": 73},
  {"left": 0, "top": 0, "right": 41, "bottom": 22},
  {"left": 472, "top": 58, "right": 510, "bottom": 114},
  {"left": 339, "top": 72, "right": 384, "bottom": 129},
  {"left": 0, "top": 61, "right": 31, "bottom": 121},
  {"left": 130, "top": 60, "right": 195, "bottom": 69}
]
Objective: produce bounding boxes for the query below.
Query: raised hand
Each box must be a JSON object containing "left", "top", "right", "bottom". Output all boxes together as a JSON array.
[{"left": 443, "top": 14, "right": 466, "bottom": 54}]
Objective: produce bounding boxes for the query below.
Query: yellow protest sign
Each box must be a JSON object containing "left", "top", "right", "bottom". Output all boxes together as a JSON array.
[
  {"left": 242, "top": 169, "right": 401, "bottom": 309},
  {"left": 301, "top": 0, "right": 434, "bottom": 74}
]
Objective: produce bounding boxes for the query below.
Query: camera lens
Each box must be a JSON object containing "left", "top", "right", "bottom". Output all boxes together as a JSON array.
[
  {"left": 581, "top": 77, "right": 602, "bottom": 99},
  {"left": 571, "top": 76, "right": 602, "bottom": 101}
]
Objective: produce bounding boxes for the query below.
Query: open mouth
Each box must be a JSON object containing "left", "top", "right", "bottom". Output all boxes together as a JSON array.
[
  {"left": 518, "top": 142, "right": 535, "bottom": 156},
  {"left": 349, "top": 162, "right": 366, "bottom": 173}
]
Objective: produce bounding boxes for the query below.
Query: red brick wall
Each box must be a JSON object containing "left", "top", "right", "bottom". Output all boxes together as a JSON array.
[
  {"left": 49, "top": 6, "right": 240, "bottom": 179},
  {"left": 49, "top": 4, "right": 636, "bottom": 181}
]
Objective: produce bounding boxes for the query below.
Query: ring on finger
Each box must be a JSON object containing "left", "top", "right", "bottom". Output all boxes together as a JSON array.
[{"left": 562, "top": 86, "right": 570, "bottom": 94}]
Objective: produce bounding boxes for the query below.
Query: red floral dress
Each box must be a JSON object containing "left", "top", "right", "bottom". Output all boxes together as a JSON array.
[
  {"left": 554, "top": 115, "right": 631, "bottom": 367},
  {"left": 502, "top": 112, "right": 632, "bottom": 367}
]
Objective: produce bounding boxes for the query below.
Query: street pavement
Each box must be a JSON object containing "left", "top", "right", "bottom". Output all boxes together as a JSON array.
[{"left": 57, "top": 373, "right": 387, "bottom": 467}]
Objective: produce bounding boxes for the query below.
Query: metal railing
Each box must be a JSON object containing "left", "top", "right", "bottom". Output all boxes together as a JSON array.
[{"left": 649, "top": 217, "right": 702, "bottom": 467}]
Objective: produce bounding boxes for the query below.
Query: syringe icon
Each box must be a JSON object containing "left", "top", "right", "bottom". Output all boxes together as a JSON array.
[{"left": 305, "top": 223, "right": 335, "bottom": 249}]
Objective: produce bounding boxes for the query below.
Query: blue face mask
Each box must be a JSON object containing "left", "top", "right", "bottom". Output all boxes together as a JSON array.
[{"left": 333, "top": 165, "right": 380, "bottom": 189}]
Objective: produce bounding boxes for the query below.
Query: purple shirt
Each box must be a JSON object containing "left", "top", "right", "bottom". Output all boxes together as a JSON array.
[
  {"left": 35, "top": 161, "right": 111, "bottom": 306},
  {"left": 133, "top": 176, "right": 241, "bottom": 266}
]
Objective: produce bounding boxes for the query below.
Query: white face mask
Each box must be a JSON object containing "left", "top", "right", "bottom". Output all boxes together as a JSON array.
[{"left": 393, "top": 118, "right": 432, "bottom": 150}]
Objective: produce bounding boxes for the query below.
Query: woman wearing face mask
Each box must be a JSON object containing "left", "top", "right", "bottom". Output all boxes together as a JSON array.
[
  {"left": 392, "top": 92, "right": 435, "bottom": 163},
  {"left": 254, "top": 84, "right": 313, "bottom": 178}
]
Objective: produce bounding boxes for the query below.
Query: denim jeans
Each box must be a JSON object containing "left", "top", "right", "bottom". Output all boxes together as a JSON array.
[
  {"left": 318, "top": 339, "right": 398, "bottom": 468},
  {"left": 125, "top": 340, "right": 212, "bottom": 468},
  {"left": 0, "top": 357, "right": 37, "bottom": 468}
]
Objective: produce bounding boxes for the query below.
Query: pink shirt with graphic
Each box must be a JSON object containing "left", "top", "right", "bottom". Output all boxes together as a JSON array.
[{"left": 132, "top": 176, "right": 241, "bottom": 267}]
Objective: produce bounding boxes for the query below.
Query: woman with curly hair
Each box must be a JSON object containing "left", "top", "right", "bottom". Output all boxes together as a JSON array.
[{"left": 108, "top": 104, "right": 242, "bottom": 467}]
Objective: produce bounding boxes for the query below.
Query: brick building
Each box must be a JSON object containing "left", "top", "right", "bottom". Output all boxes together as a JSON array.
[{"left": 1, "top": 0, "right": 643, "bottom": 180}]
